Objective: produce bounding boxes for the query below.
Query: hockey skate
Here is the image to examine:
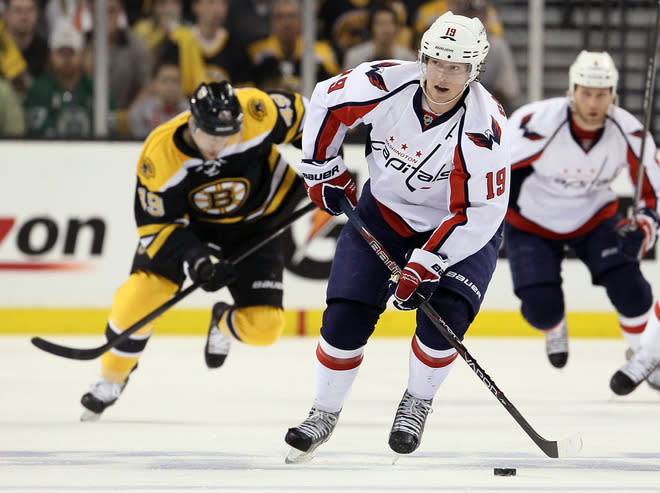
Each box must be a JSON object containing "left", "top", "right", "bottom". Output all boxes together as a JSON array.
[
  {"left": 80, "top": 377, "right": 128, "bottom": 421},
  {"left": 620, "top": 347, "right": 660, "bottom": 393},
  {"left": 204, "top": 302, "right": 233, "bottom": 369},
  {"left": 388, "top": 390, "right": 433, "bottom": 455},
  {"left": 610, "top": 348, "right": 660, "bottom": 395},
  {"left": 544, "top": 320, "right": 568, "bottom": 368},
  {"left": 284, "top": 407, "right": 340, "bottom": 463}
]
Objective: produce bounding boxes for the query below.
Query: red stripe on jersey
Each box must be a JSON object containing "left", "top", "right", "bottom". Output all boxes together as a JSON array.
[
  {"left": 627, "top": 146, "right": 658, "bottom": 209},
  {"left": 620, "top": 321, "right": 646, "bottom": 334},
  {"left": 315, "top": 103, "right": 378, "bottom": 160},
  {"left": 656, "top": 300, "right": 660, "bottom": 320},
  {"left": 424, "top": 147, "right": 468, "bottom": 251},
  {"left": 512, "top": 150, "right": 544, "bottom": 170},
  {"left": 505, "top": 201, "right": 618, "bottom": 239},
  {"left": 316, "top": 343, "right": 363, "bottom": 371},
  {"left": 375, "top": 198, "right": 415, "bottom": 237},
  {"left": 412, "top": 337, "right": 458, "bottom": 368}
]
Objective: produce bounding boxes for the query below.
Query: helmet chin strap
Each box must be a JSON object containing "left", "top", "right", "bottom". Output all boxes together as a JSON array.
[{"left": 421, "top": 78, "right": 468, "bottom": 108}]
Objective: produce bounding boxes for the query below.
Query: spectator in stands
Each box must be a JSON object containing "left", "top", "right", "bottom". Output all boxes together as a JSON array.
[
  {"left": 189, "top": 0, "right": 251, "bottom": 86},
  {"left": 3, "top": 0, "right": 49, "bottom": 87},
  {"left": 343, "top": 1, "right": 417, "bottom": 71},
  {"left": 133, "top": 0, "right": 186, "bottom": 56},
  {"left": 319, "top": 0, "right": 413, "bottom": 66},
  {"left": 128, "top": 59, "right": 187, "bottom": 138},
  {"left": 0, "top": 75, "right": 26, "bottom": 136},
  {"left": 226, "top": 0, "right": 272, "bottom": 48},
  {"left": 249, "top": 0, "right": 340, "bottom": 93},
  {"left": 83, "top": 0, "right": 152, "bottom": 111},
  {"left": 23, "top": 20, "right": 106, "bottom": 137},
  {"left": 454, "top": 0, "right": 520, "bottom": 112},
  {"left": 0, "top": 9, "right": 30, "bottom": 95},
  {"left": 412, "top": 0, "right": 502, "bottom": 46}
]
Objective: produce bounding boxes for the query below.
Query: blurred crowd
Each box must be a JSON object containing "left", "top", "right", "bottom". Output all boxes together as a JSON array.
[{"left": 0, "top": 0, "right": 520, "bottom": 139}]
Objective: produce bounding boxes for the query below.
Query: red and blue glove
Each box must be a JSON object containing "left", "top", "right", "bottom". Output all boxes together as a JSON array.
[
  {"left": 389, "top": 248, "right": 448, "bottom": 310},
  {"left": 297, "top": 156, "right": 358, "bottom": 216},
  {"left": 616, "top": 208, "right": 660, "bottom": 259}
]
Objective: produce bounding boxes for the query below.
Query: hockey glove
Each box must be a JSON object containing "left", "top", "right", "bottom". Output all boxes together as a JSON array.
[
  {"left": 389, "top": 248, "right": 448, "bottom": 311},
  {"left": 616, "top": 208, "right": 660, "bottom": 259},
  {"left": 183, "top": 243, "right": 237, "bottom": 292},
  {"left": 297, "top": 156, "right": 358, "bottom": 216}
]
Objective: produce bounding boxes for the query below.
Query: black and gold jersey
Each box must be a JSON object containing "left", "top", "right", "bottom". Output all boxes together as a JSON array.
[{"left": 133, "top": 87, "right": 306, "bottom": 263}]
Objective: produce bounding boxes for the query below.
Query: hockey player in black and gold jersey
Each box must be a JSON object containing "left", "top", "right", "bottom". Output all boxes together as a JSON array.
[{"left": 80, "top": 80, "right": 309, "bottom": 421}]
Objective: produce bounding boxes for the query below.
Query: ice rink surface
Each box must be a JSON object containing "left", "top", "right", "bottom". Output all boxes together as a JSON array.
[{"left": 1, "top": 334, "right": 659, "bottom": 493}]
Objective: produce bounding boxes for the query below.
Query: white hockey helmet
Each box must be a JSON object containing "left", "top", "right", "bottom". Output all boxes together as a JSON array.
[
  {"left": 568, "top": 50, "right": 618, "bottom": 92},
  {"left": 418, "top": 11, "right": 489, "bottom": 84}
]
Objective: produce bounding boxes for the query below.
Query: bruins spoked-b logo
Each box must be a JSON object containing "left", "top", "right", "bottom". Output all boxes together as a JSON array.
[{"left": 190, "top": 178, "right": 250, "bottom": 215}]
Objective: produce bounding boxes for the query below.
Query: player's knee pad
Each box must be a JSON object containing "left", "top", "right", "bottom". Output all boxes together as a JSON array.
[
  {"left": 416, "top": 290, "right": 473, "bottom": 350},
  {"left": 226, "top": 305, "right": 285, "bottom": 346},
  {"left": 110, "top": 270, "right": 179, "bottom": 336},
  {"left": 321, "top": 299, "right": 382, "bottom": 349},
  {"left": 601, "top": 264, "right": 653, "bottom": 317},
  {"left": 518, "top": 284, "right": 564, "bottom": 330}
]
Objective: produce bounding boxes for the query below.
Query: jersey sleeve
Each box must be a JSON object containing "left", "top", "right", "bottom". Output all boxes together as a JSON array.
[
  {"left": 133, "top": 133, "right": 200, "bottom": 263},
  {"left": 266, "top": 90, "right": 307, "bottom": 147},
  {"left": 423, "top": 113, "right": 511, "bottom": 266},
  {"left": 625, "top": 126, "right": 660, "bottom": 212},
  {"left": 302, "top": 61, "right": 416, "bottom": 162}
]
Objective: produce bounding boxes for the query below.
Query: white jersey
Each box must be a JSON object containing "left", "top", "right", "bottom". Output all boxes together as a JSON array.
[
  {"left": 507, "top": 97, "right": 660, "bottom": 237},
  {"left": 300, "top": 60, "right": 510, "bottom": 267}
]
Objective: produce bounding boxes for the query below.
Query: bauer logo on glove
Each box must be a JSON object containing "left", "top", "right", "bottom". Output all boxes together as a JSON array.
[
  {"left": 297, "top": 156, "right": 358, "bottom": 216},
  {"left": 389, "top": 248, "right": 449, "bottom": 310}
]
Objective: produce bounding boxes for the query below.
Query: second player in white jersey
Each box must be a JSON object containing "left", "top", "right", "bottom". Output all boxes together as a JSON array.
[{"left": 504, "top": 50, "right": 660, "bottom": 395}]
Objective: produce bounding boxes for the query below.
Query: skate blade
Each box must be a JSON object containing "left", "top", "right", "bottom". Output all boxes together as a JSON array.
[
  {"left": 285, "top": 447, "right": 315, "bottom": 464},
  {"left": 391, "top": 453, "right": 401, "bottom": 465},
  {"left": 80, "top": 409, "right": 102, "bottom": 422}
]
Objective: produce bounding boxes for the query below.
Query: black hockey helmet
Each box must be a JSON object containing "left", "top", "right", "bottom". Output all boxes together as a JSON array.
[{"left": 189, "top": 81, "right": 243, "bottom": 136}]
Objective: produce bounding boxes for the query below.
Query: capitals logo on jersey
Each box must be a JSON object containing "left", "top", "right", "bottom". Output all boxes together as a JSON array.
[
  {"left": 466, "top": 116, "right": 502, "bottom": 150},
  {"left": 519, "top": 113, "right": 545, "bottom": 141},
  {"left": 365, "top": 62, "right": 400, "bottom": 91}
]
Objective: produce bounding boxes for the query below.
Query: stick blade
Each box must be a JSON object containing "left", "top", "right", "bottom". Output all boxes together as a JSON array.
[
  {"left": 556, "top": 432, "right": 583, "bottom": 458},
  {"left": 31, "top": 336, "right": 104, "bottom": 360}
]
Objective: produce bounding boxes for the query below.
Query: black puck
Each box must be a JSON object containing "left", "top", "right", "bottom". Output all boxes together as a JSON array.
[{"left": 493, "top": 468, "right": 516, "bottom": 476}]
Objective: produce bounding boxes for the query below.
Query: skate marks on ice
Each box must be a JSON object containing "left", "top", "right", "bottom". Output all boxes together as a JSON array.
[{"left": 0, "top": 336, "right": 659, "bottom": 492}]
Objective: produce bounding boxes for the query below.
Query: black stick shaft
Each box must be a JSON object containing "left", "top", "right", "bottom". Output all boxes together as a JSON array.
[
  {"left": 631, "top": 0, "right": 660, "bottom": 215},
  {"left": 339, "top": 199, "right": 561, "bottom": 458},
  {"left": 31, "top": 202, "right": 317, "bottom": 360}
]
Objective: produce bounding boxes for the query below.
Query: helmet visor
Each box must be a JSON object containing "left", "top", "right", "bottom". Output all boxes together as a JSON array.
[{"left": 420, "top": 55, "right": 472, "bottom": 84}]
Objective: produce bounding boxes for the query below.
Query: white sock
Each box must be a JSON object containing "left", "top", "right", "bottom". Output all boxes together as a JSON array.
[
  {"left": 407, "top": 335, "right": 458, "bottom": 401},
  {"left": 619, "top": 309, "right": 651, "bottom": 352},
  {"left": 640, "top": 301, "right": 660, "bottom": 357},
  {"left": 312, "top": 336, "right": 364, "bottom": 413}
]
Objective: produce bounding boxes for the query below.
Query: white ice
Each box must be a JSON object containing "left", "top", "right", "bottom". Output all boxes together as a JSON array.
[{"left": 1, "top": 335, "right": 659, "bottom": 492}]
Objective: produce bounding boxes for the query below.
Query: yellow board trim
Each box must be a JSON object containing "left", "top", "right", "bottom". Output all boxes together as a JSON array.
[{"left": 1, "top": 308, "right": 624, "bottom": 339}]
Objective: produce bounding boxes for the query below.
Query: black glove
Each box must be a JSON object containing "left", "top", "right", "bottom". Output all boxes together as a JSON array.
[{"left": 183, "top": 244, "right": 237, "bottom": 292}]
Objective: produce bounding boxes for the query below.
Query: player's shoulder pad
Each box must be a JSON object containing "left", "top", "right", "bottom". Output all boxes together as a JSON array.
[
  {"left": 236, "top": 87, "right": 280, "bottom": 140},
  {"left": 461, "top": 84, "right": 508, "bottom": 153},
  {"left": 316, "top": 60, "right": 420, "bottom": 104},
  {"left": 138, "top": 111, "right": 190, "bottom": 191},
  {"left": 607, "top": 104, "right": 647, "bottom": 136},
  {"left": 508, "top": 97, "right": 566, "bottom": 126}
]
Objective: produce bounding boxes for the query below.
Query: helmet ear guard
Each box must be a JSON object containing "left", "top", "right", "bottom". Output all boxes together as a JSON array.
[
  {"left": 418, "top": 11, "right": 489, "bottom": 84},
  {"left": 189, "top": 81, "right": 243, "bottom": 136}
]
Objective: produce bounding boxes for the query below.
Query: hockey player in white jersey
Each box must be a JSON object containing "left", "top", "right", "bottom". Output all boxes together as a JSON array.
[
  {"left": 504, "top": 50, "right": 660, "bottom": 394},
  {"left": 285, "top": 12, "right": 510, "bottom": 462}
]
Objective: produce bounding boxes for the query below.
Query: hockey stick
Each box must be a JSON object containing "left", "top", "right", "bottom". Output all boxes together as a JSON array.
[
  {"left": 339, "top": 198, "right": 582, "bottom": 458},
  {"left": 630, "top": 0, "right": 660, "bottom": 217},
  {"left": 31, "top": 202, "right": 317, "bottom": 360}
]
